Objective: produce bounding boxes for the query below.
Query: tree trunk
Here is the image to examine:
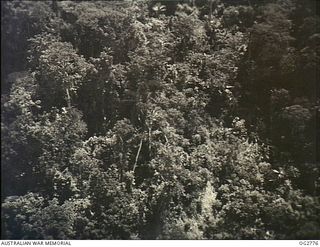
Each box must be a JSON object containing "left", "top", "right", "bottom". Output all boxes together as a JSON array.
[
  {"left": 209, "top": 0, "right": 213, "bottom": 21},
  {"left": 133, "top": 139, "right": 143, "bottom": 172},
  {"left": 66, "top": 88, "right": 71, "bottom": 107}
]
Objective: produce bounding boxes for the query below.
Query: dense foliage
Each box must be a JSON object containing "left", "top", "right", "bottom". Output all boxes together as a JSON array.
[{"left": 1, "top": 0, "right": 319, "bottom": 240}]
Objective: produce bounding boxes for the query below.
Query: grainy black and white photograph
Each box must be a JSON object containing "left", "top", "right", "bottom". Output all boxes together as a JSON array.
[{"left": 1, "top": 0, "right": 319, "bottom": 241}]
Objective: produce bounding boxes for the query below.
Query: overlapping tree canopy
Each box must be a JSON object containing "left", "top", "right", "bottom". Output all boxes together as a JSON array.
[{"left": 1, "top": 0, "right": 319, "bottom": 239}]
